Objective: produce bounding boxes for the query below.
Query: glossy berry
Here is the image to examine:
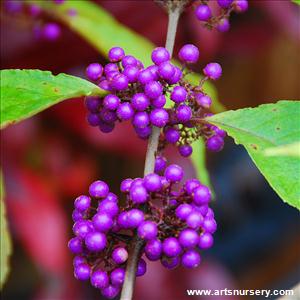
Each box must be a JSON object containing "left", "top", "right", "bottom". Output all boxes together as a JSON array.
[
  {"left": 178, "top": 229, "right": 199, "bottom": 248},
  {"left": 130, "top": 184, "right": 148, "bottom": 203},
  {"left": 162, "top": 237, "right": 182, "bottom": 257},
  {"left": 181, "top": 250, "right": 201, "bottom": 269},
  {"left": 133, "top": 112, "right": 150, "bottom": 128},
  {"left": 108, "top": 47, "right": 125, "bottom": 62},
  {"left": 73, "top": 256, "right": 86, "bottom": 267},
  {"left": 85, "top": 232, "right": 107, "bottom": 252},
  {"left": 74, "top": 195, "right": 91, "bottom": 212},
  {"left": 89, "top": 180, "right": 109, "bottom": 198},
  {"left": 196, "top": 95, "right": 212, "bottom": 109},
  {"left": 206, "top": 135, "right": 224, "bottom": 152},
  {"left": 165, "top": 127, "right": 180, "bottom": 144},
  {"left": 111, "top": 74, "right": 129, "bottom": 90},
  {"left": 161, "top": 256, "right": 180, "bottom": 269},
  {"left": 74, "top": 263, "right": 90, "bottom": 281},
  {"left": 155, "top": 156, "right": 167, "bottom": 173},
  {"left": 117, "top": 102, "right": 134, "bottom": 120},
  {"left": 143, "top": 173, "right": 162, "bottom": 192},
  {"left": 68, "top": 237, "right": 83, "bottom": 254},
  {"left": 145, "top": 239, "right": 163, "bottom": 261},
  {"left": 164, "top": 164, "right": 184, "bottom": 182},
  {"left": 73, "top": 220, "right": 93, "bottom": 239},
  {"left": 110, "top": 268, "right": 125, "bottom": 287},
  {"left": 152, "top": 94, "right": 166, "bottom": 108},
  {"left": 91, "top": 270, "right": 109, "bottom": 289},
  {"left": 120, "top": 178, "right": 133, "bottom": 193},
  {"left": 185, "top": 179, "right": 200, "bottom": 195},
  {"left": 150, "top": 108, "right": 169, "bottom": 128},
  {"left": 127, "top": 209, "right": 144, "bottom": 228},
  {"left": 202, "top": 217, "right": 217, "bottom": 233},
  {"left": 137, "top": 221, "right": 158, "bottom": 240},
  {"left": 179, "top": 144, "right": 193, "bottom": 157},
  {"left": 175, "top": 203, "right": 193, "bottom": 220},
  {"left": 122, "top": 55, "right": 137, "bottom": 67},
  {"left": 43, "top": 23, "right": 61, "bottom": 40},
  {"left": 195, "top": 5, "right": 212, "bottom": 21},
  {"left": 85, "top": 97, "right": 101, "bottom": 113},
  {"left": 151, "top": 47, "right": 170, "bottom": 65},
  {"left": 158, "top": 61, "right": 175, "bottom": 80},
  {"left": 193, "top": 185, "right": 211, "bottom": 206},
  {"left": 104, "top": 192, "right": 118, "bottom": 202},
  {"left": 136, "top": 258, "right": 147, "bottom": 276},
  {"left": 217, "top": 18, "right": 230, "bottom": 32},
  {"left": 144, "top": 81, "right": 163, "bottom": 99},
  {"left": 176, "top": 105, "right": 192, "bottom": 123},
  {"left": 203, "top": 63, "right": 222, "bottom": 80},
  {"left": 131, "top": 93, "right": 150, "bottom": 111},
  {"left": 123, "top": 66, "right": 139, "bottom": 83},
  {"left": 138, "top": 69, "right": 155, "bottom": 85},
  {"left": 178, "top": 44, "right": 199, "bottom": 64},
  {"left": 198, "top": 232, "right": 214, "bottom": 249},
  {"left": 86, "top": 63, "right": 103, "bottom": 81},
  {"left": 234, "top": 0, "right": 248, "bottom": 13},
  {"left": 217, "top": 0, "right": 233, "bottom": 8},
  {"left": 92, "top": 212, "right": 113, "bottom": 232},
  {"left": 117, "top": 211, "right": 129, "bottom": 229},
  {"left": 171, "top": 86, "right": 187, "bottom": 103},
  {"left": 168, "top": 66, "right": 182, "bottom": 84},
  {"left": 103, "top": 94, "right": 120, "bottom": 110},
  {"left": 98, "top": 200, "right": 119, "bottom": 218},
  {"left": 186, "top": 211, "right": 203, "bottom": 229},
  {"left": 101, "top": 285, "right": 120, "bottom": 299}
]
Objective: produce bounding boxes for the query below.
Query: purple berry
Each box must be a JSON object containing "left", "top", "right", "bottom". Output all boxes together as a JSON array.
[
  {"left": 85, "top": 96, "right": 101, "bottom": 113},
  {"left": 85, "top": 232, "right": 107, "bottom": 252},
  {"left": 91, "top": 270, "right": 109, "bottom": 289},
  {"left": 104, "top": 63, "right": 119, "bottom": 74},
  {"left": 144, "top": 81, "right": 163, "bottom": 99},
  {"left": 179, "top": 144, "right": 193, "bottom": 157},
  {"left": 165, "top": 127, "right": 180, "bottom": 144},
  {"left": 130, "top": 184, "right": 148, "bottom": 203},
  {"left": 161, "top": 256, "right": 180, "bottom": 269},
  {"left": 176, "top": 104, "right": 192, "bottom": 123},
  {"left": 131, "top": 93, "right": 150, "bottom": 111},
  {"left": 143, "top": 173, "right": 162, "bottom": 192},
  {"left": 185, "top": 179, "right": 200, "bottom": 195},
  {"left": 206, "top": 135, "right": 224, "bottom": 152},
  {"left": 86, "top": 63, "right": 103, "bottom": 81},
  {"left": 196, "top": 95, "right": 212, "bottom": 109},
  {"left": 74, "top": 263, "right": 90, "bottom": 281},
  {"left": 73, "top": 220, "right": 93, "bottom": 239},
  {"left": 117, "top": 102, "right": 134, "bottom": 120},
  {"left": 127, "top": 209, "right": 144, "bottom": 228},
  {"left": 151, "top": 47, "right": 170, "bottom": 65},
  {"left": 99, "top": 109, "right": 117, "bottom": 124},
  {"left": 43, "top": 23, "right": 61, "bottom": 41},
  {"left": 164, "top": 164, "right": 184, "bottom": 182},
  {"left": 92, "top": 212, "right": 113, "bottom": 232},
  {"left": 155, "top": 156, "right": 167, "bottom": 173},
  {"left": 111, "top": 74, "right": 128, "bottom": 91},
  {"left": 103, "top": 94, "right": 120, "bottom": 111},
  {"left": 175, "top": 204, "right": 193, "bottom": 220},
  {"left": 110, "top": 268, "right": 125, "bottom": 287},
  {"left": 167, "top": 66, "right": 182, "bottom": 84},
  {"left": 198, "top": 232, "right": 214, "bottom": 249},
  {"left": 135, "top": 126, "right": 152, "bottom": 139},
  {"left": 217, "top": 18, "right": 230, "bottom": 32},
  {"left": 29, "top": 4, "right": 41, "bottom": 17},
  {"left": 68, "top": 237, "right": 83, "bottom": 254},
  {"left": 181, "top": 250, "right": 201, "bottom": 269},
  {"left": 193, "top": 185, "right": 211, "bottom": 206},
  {"left": 87, "top": 113, "right": 101, "bottom": 126},
  {"left": 171, "top": 86, "right": 187, "bottom": 103},
  {"left": 178, "top": 44, "right": 199, "bottom": 64},
  {"left": 162, "top": 237, "right": 182, "bottom": 257},
  {"left": 138, "top": 69, "right": 155, "bottom": 85},
  {"left": 202, "top": 217, "right": 217, "bottom": 233},
  {"left": 203, "top": 63, "right": 222, "bottom": 80},
  {"left": 234, "top": 0, "right": 248, "bottom": 13},
  {"left": 117, "top": 211, "right": 129, "bottom": 229},
  {"left": 112, "top": 247, "right": 128, "bottom": 264},
  {"left": 158, "top": 61, "right": 175, "bottom": 80},
  {"left": 120, "top": 178, "right": 133, "bottom": 193},
  {"left": 195, "top": 4, "right": 212, "bottom": 21},
  {"left": 123, "top": 66, "right": 139, "bottom": 83},
  {"left": 101, "top": 285, "right": 120, "bottom": 299},
  {"left": 137, "top": 221, "right": 158, "bottom": 240},
  {"left": 152, "top": 95, "right": 166, "bottom": 108},
  {"left": 217, "top": 0, "right": 233, "bottom": 8},
  {"left": 122, "top": 55, "right": 137, "bottom": 67},
  {"left": 133, "top": 112, "right": 150, "bottom": 128},
  {"left": 147, "top": 65, "right": 159, "bottom": 80},
  {"left": 74, "top": 195, "right": 91, "bottom": 212},
  {"left": 178, "top": 229, "right": 199, "bottom": 248},
  {"left": 145, "top": 239, "right": 162, "bottom": 261},
  {"left": 150, "top": 108, "right": 169, "bottom": 128},
  {"left": 98, "top": 200, "right": 119, "bottom": 218},
  {"left": 72, "top": 209, "right": 84, "bottom": 222},
  {"left": 89, "top": 180, "right": 109, "bottom": 198},
  {"left": 99, "top": 121, "right": 115, "bottom": 133},
  {"left": 108, "top": 47, "right": 125, "bottom": 62},
  {"left": 186, "top": 211, "right": 203, "bottom": 229},
  {"left": 136, "top": 258, "right": 147, "bottom": 276},
  {"left": 103, "top": 192, "right": 118, "bottom": 202},
  {"left": 73, "top": 256, "right": 86, "bottom": 267}
]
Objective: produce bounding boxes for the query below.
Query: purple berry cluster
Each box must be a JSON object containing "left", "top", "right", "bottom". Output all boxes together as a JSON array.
[
  {"left": 194, "top": 0, "right": 248, "bottom": 32},
  {"left": 68, "top": 162, "right": 216, "bottom": 298},
  {"left": 85, "top": 44, "right": 225, "bottom": 154}
]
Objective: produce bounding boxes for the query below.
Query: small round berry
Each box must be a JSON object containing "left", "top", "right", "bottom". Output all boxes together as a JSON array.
[
  {"left": 213, "top": 126, "right": 226, "bottom": 138},
  {"left": 167, "top": 66, "right": 182, "bottom": 84},
  {"left": 74, "top": 195, "right": 91, "bottom": 212},
  {"left": 178, "top": 229, "right": 199, "bottom": 249},
  {"left": 103, "top": 192, "right": 118, "bottom": 202},
  {"left": 73, "top": 220, "right": 93, "bottom": 239},
  {"left": 175, "top": 204, "right": 193, "bottom": 220},
  {"left": 155, "top": 156, "right": 167, "bottom": 173},
  {"left": 202, "top": 217, "right": 217, "bottom": 233},
  {"left": 176, "top": 104, "right": 192, "bottom": 123},
  {"left": 178, "top": 44, "right": 199, "bottom": 64},
  {"left": 89, "top": 180, "right": 109, "bottom": 198},
  {"left": 72, "top": 209, "right": 84, "bottom": 222},
  {"left": 145, "top": 239, "right": 163, "bottom": 261},
  {"left": 68, "top": 237, "right": 83, "bottom": 254},
  {"left": 132, "top": 112, "right": 150, "bottom": 128},
  {"left": 99, "top": 121, "right": 115, "bottom": 133},
  {"left": 117, "top": 211, "right": 129, "bottom": 229},
  {"left": 137, "top": 258, "right": 147, "bottom": 276},
  {"left": 193, "top": 185, "right": 211, "bottom": 206},
  {"left": 98, "top": 200, "right": 119, "bottom": 218},
  {"left": 135, "top": 126, "right": 152, "bottom": 139},
  {"left": 150, "top": 108, "right": 169, "bottom": 128},
  {"left": 117, "top": 102, "right": 134, "bottom": 120},
  {"left": 171, "top": 86, "right": 187, "bottom": 103},
  {"left": 195, "top": 4, "right": 212, "bottom": 21},
  {"left": 74, "top": 263, "right": 90, "bottom": 281},
  {"left": 195, "top": 204, "right": 209, "bottom": 217},
  {"left": 131, "top": 93, "right": 150, "bottom": 111},
  {"left": 186, "top": 211, "right": 203, "bottom": 229},
  {"left": 130, "top": 185, "right": 148, "bottom": 203},
  {"left": 162, "top": 237, "right": 182, "bottom": 257},
  {"left": 108, "top": 47, "right": 125, "bottom": 62},
  {"left": 198, "top": 232, "right": 214, "bottom": 249},
  {"left": 120, "top": 178, "right": 133, "bottom": 193},
  {"left": 143, "top": 173, "right": 162, "bottom": 192},
  {"left": 127, "top": 209, "right": 144, "bottom": 228},
  {"left": 122, "top": 66, "right": 139, "bottom": 83},
  {"left": 122, "top": 55, "right": 137, "bottom": 67},
  {"left": 165, "top": 127, "right": 180, "bottom": 144},
  {"left": 43, "top": 23, "right": 61, "bottom": 40},
  {"left": 152, "top": 95, "right": 166, "bottom": 108},
  {"left": 138, "top": 69, "right": 155, "bottom": 85},
  {"left": 179, "top": 144, "right": 193, "bottom": 157},
  {"left": 185, "top": 179, "right": 201, "bottom": 195},
  {"left": 98, "top": 80, "right": 112, "bottom": 91},
  {"left": 104, "top": 63, "right": 119, "bottom": 74},
  {"left": 90, "top": 270, "right": 109, "bottom": 289},
  {"left": 73, "top": 256, "right": 86, "bottom": 267},
  {"left": 147, "top": 65, "right": 159, "bottom": 80},
  {"left": 203, "top": 63, "right": 222, "bottom": 80},
  {"left": 85, "top": 96, "right": 101, "bottom": 113},
  {"left": 92, "top": 212, "right": 113, "bottom": 232},
  {"left": 158, "top": 61, "right": 175, "bottom": 80},
  {"left": 217, "top": 0, "right": 233, "bottom": 8},
  {"left": 164, "top": 164, "right": 184, "bottom": 182},
  {"left": 196, "top": 95, "right": 212, "bottom": 109},
  {"left": 217, "top": 18, "right": 230, "bottom": 32},
  {"left": 181, "top": 250, "right": 201, "bottom": 269},
  {"left": 103, "top": 94, "right": 120, "bottom": 111},
  {"left": 161, "top": 256, "right": 180, "bottom": 269},
  {"left": 86, "top": 63, "right": 103, "bottom": 81},
  {"left": 110, "top": 268, "right": 125, "bottom": 287},
  {"left": 234, "top": 0, "right": 248, "bottom": 13},
  {"left": 131, "top": 178, "right": 144, "bottom": 187},
  {"left": 137, "top": 221, "right": 158, "bottom": 240},
  {"left": 111, "top": 74, "right": 128, "bottom": 90},
  {"left": 144, "top": 81, "right": 163, "bottom": 99},
  {"left": 206, "top": 207, "right": 215, "bottom": 218},
  {"left": 206, "top": 135, "right": 224, "bottom": 152},
  {"left": 112, "top": 247, "right": 128, "bottom": 264},
  {"left": 99, "top": 109, "right": 117, "bottom": 124},
  {"left": 151, "top": 47, "right": 170, "bottom": 65},
  {"left": 85, "top": 232, "right": 107, "bottom": 252},
  {"left": 101, "top": 285, "right": 120, "bottom": 299}
]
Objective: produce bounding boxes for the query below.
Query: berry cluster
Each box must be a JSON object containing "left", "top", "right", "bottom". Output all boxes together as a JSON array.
[
  {"left": 85, "top": 44, "right": 225, "bottom": 155},
  {"left": 194, "top": 0, "right": 248, "bottom": 32},
  {"left": 68, "top": 162, "right": 216, "bottom": 299}
]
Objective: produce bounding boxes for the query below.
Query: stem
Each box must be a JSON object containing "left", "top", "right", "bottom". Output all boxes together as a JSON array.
[{"left": 120, "top": 4, "right": 182, "bottom": 300}]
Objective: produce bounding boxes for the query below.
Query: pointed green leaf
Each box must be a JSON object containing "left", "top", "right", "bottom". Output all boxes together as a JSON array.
[
  {"left": 265, "top": 142, "right": 300, "bottom": 157},
  {"left": 0, "top": 172, "right": 12, "bottom": 289},
  {"left": 206, "top": 100, "right": 300, "bottom": 210},
  {"left": 0, "top": 69, "right": 103, "bottom": 128}
]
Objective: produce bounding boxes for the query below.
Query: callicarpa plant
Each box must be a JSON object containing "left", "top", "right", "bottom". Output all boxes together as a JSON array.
[{"left": 0, "top": 0, "right": 299, "bottom": 299}]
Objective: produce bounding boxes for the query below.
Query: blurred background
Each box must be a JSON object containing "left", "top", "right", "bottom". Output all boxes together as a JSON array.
[{"left": 1, "top": 0, "right": 300, "bottom": 299}]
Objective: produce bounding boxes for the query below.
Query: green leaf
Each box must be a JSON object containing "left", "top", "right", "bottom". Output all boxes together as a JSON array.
[
  {"left": 292, "top": 0, "right": 300, "bottom": 5},
  {"left": 25, "top": 0, "right": 225, "bottom": 113},
  {"left": 0, "top": 172, "right": 12, "bottom": 289},
  {"left": 0, "top": 69, "right": 103, "bottom": 129},
  {"left": 206, "top": 100, "right": 300, "bottom": 210},
  {"left": 264, "top": 142, "right": 300, "bottom": 157}
]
